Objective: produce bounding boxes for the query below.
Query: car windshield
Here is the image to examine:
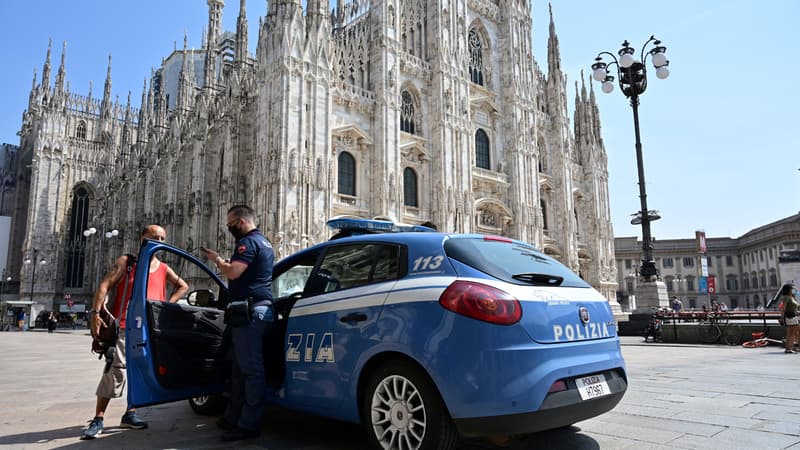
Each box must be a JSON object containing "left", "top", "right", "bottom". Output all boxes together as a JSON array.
[{"left": 444, "top": 237, "right": 590, "bottom": 288}]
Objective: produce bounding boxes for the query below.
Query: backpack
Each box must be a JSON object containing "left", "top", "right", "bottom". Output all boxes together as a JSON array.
[{"left": 91, "top": 254, "right": 137, "bottom": 358}]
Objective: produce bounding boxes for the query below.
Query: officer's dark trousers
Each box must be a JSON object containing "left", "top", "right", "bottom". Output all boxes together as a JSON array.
[{"left": 224, "top": 304, "right": 274, "bottom": 431}]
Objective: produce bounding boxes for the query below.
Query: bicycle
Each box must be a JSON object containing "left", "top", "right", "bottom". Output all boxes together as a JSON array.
[
  {"left": 697, "top": 313, "right": 742, "bottom": 345},
  {"left": 741, "top": 331, "right": 784, "bottom": 348}
]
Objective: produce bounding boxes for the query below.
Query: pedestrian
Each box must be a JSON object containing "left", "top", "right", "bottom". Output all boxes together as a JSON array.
[
  {"left": 202, "top": 205, "right": 275, "bottom": 442},
  {"left": 778, "top": 283, "right": 799, "bottom": 354},
  {"left": 670, "top": 296, "right": 683, "bottom": 313},
  {"left": 81, "top": 224, "right": 189, "bottom": 440},
  {"left": 47, "top": 311, "right": 57, "bottom": 333},
  {"left": 16, "top": 309, "right": 25, "bottom": 331}
]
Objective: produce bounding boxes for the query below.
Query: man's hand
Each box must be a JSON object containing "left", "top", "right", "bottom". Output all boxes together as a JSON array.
[
  {"left": 201, "top": 246, "right": 219, "bottom": 262},
  {"left": 89, "top": 307, "right": 113, "bottom": 338}
]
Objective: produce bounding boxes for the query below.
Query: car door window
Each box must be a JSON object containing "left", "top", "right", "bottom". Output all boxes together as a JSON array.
[{"left": 307, "top": 244, "right": 400, "bottom": 295}]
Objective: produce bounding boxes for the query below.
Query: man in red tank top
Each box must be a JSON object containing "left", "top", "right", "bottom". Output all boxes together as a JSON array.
[{"left": 81, "top": 225, "right": 189, "bottom": 440}]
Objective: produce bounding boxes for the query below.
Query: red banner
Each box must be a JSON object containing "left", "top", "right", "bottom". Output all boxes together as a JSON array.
[{"left": 707, "top": 276, "right": 716, "bottom": 294}]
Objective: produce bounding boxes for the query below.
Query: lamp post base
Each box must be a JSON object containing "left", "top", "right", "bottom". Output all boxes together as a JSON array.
[{"left": 632, "top": 280, "right": 670, "bottom": 312}]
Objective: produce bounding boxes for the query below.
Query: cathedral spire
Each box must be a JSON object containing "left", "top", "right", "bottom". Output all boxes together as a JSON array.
[
  {"left": 546, "top": 3, "right": 562, "bottom": 78},
  {"left": 102, "top": 54, "right": 113, "bottom": 117},
  {"left": 204, "top": 0, "right": 224, "bottom": 89},
  {"left": 41, "top": 38, "right": 53, "bottom": 91},
  {"left": 235, "top": 0, "right": 248, "bottom": 64},
  {"left": 178, "top": 33, "right": 194, "bottom": 110},
  {"left": 138, "top": 78, "right": 149, "bottom": 144},
  {"left": 55, "top": 41, "right": 67, "bottom": 95}
]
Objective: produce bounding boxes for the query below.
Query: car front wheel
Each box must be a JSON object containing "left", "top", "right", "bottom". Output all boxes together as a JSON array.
[
  {"left": 188, "top": 394, "right": 225, "bottom": 415},
  {"left": 361, "top": 361, "right": 457, "bottom": 450}
]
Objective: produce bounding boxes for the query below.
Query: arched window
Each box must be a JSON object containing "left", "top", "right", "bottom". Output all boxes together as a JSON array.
[
  {"left": 403, "top": 168, "right": 418, "bottom": 207},
  {"left": 475, "top": 129, "right": 490, "bottom": 169},
  {"left": 400, "top": 90, "right": 416, "bottom": 135},
  {"left": 76, "top": 121, "right": 87, "bottom": 139},
  {"left": 468, "top": 29, "right": 484, "bottom": 86},
  {"left": 540, "top": 199, "right": 548, "bottom": 231},
  {"left": 65, "top": 186, "right": 91, "bottom": 288},
  {"left": 337, "top": 152, "right": 356, "bottom": 196}
]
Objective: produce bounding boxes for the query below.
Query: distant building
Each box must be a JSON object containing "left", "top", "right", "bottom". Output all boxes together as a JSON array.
[{"left": 615, "top": 213, "right": 800, "bottom": 311}]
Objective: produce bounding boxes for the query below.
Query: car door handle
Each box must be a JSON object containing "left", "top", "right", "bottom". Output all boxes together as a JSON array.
[{"left": 340, "top": 313, "right": 368, "bottom": 323}]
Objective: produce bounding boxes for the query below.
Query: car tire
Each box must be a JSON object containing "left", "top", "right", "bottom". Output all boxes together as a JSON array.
[
  {"left": 188, "top": 394, "right": 226, "bottom": 416},
  {"left": 361, "top": 360, "right": 458, "bottom": 450}
]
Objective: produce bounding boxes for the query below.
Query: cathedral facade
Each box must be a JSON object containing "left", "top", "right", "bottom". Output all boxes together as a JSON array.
[{"left": 10, "top": 0, "right": 620, "bottom": 316}]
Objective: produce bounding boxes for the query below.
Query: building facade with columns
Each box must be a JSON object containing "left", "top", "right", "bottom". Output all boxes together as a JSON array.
[
  {"left": 615, "top": 213, "right": 800, "bottom": 311},
  {"left": 9, "top": 0, "right": 620, "bottom": 317}
]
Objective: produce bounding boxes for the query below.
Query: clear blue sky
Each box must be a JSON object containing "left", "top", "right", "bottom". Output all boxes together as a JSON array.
[{"left": 1, "top": 1, "right": 797, "bottom": 240}]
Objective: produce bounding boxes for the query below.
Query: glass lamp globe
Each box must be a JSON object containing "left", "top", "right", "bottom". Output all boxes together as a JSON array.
[
  {"left": 592, "top": 67, "right": 607, "bottom": 82},
  {"left": 656, "top": 66, "right": 670, "bottom": 79},
  {"left": 601, "top": 81, "right": 614, "bottom": 94},
  {"left": 620, "top": 53, "right": 635, "bottom": 68},
  {"left": 105, "top": 231, "right": 113, "bottom": 238},
  {"left": 111, "top": 229, "right": 119, "bottom": 237},
  {"left": 651, "top": 52, "right": 667, "bottom": 67}
]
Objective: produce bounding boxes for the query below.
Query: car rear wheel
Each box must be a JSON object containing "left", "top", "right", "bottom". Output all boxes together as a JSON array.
[
  {"left": 361, "top": 361, "right": 458, "bottom": 450},
  {"left": 188, "top": 394, "right": 225, "bottom": 415}
]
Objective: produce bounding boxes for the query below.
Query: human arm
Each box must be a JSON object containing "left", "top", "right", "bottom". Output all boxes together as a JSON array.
[
  {"left": 203, "top": 247, "right": 248, "bottom": 280},
  {"left": 165, "top": 265, "right": 189, "bottom": 302},
  {"left": 88, "top": 254, "right": 129, "bottom": 338}
]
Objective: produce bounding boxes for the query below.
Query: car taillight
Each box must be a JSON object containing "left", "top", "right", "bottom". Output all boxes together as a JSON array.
[{"left": 438, "top": 280, "right": 521, "bottom": 325}]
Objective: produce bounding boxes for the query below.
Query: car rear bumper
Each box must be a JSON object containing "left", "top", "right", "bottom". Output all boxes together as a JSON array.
[{"left": 453, "top": 369, "right": 627, "bottom": 437}]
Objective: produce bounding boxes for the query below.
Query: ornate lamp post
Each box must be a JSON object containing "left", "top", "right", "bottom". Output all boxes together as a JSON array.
[
  {"left": 23, "top": 249, "right": 47, "bottom": 303},
  {"left": 592, "top": 36, "right": 670, "bottom": 282}
]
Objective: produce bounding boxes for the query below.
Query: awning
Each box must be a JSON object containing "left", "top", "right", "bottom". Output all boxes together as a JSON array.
[{"left": 3, "top": 301, "right": 38, "bottom": 306}]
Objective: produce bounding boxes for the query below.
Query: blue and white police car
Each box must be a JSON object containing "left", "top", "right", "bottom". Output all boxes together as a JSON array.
[{"left": 125, "top": 218, "right": 627, "bottom": 450}]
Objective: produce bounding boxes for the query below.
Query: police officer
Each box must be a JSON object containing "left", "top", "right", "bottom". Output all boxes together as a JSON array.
[{"left": 203, "top": 205, "right": 275, "bottom": 441}]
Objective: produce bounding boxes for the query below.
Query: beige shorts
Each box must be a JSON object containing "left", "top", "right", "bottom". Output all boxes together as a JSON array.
[{"left": 95, "top": 330, "right": 126, "bottom": 399}]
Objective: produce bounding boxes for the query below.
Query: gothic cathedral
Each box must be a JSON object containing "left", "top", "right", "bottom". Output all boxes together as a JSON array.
[{"left": 10, "top": 0, "right": 620, "bottom": 315}]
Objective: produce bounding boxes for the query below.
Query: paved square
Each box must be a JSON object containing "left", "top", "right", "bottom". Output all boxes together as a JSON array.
[{"left": 0, "top": 331, "right": 798, "bottom": 449}]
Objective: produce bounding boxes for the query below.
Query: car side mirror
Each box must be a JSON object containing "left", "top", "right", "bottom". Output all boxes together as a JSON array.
[{"left": 187, "top": 289, "right": 216, "bottom": 308}]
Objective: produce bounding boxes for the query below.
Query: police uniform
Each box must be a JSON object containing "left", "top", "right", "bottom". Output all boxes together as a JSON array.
[{"left": 223, "top": 228, "right": 275, "bottom": 433}]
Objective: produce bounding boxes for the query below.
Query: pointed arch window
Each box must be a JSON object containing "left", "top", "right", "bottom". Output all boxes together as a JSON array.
[
  {"left": 403, "top": 167, "right": 418, "bottom": 207},
  {"left": 475, "top": 129, "right": 490, "bottom": 169},
  {"left": 338, "top": 152, "right": 356, "bottom": 196},
  {"left": 400, "top": 90, "right": 417, "bottom": 135},
  {"left": 540, "top": 199, "right": 548, "bottom": 231},
  {"left": 76, "top": 121, "right": 87, "bottom": 139},
  {"left": 65, "top": 186, "right": 91, "bottom": 288},
  {"left": 468, "top": 28, "right": 484, "bottom": 86}
]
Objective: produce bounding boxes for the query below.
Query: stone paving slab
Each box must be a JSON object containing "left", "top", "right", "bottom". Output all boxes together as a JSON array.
[{"left": 1, "top": 332, "right": 799, "bottom": 449}]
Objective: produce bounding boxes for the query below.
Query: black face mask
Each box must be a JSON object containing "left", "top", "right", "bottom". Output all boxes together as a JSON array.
[{"left": 227, "top": 224, "right": 244, "bottom": 240}]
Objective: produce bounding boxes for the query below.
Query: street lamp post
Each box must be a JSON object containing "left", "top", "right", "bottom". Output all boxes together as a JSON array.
[
  {"left": 84, "top": 227, "right": 119, "bottom": 288},
  {"left": 592, "top": 36, "right": 670, "bottom": 282},
  {"left": 23, "top": 249, "right": 47, "bottom": 303}
]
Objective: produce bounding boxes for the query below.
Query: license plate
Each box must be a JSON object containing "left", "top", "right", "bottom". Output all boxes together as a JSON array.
[{"left": 576, "top": 373, "right": 610, "bottom": 400}]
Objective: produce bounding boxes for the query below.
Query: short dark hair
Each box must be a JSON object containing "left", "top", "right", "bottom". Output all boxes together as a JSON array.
[
  {"left": 228, "top": 205, "right": 256, "bottom": 224},
  {"left": 782, "top": 283, "right": 795, "bottom": 295}
]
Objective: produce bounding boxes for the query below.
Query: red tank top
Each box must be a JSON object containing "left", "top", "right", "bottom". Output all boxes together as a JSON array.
[{"left": 111, "top": 260, "right": 169, "bottom": 329}]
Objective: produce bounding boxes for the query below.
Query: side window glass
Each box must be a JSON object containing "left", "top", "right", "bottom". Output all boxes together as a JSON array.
[
  {"left": 371, "top": 245, "right": 399, "bottom": 282},
  {"left": 307, "top": 244, "right": 400, "bottom": 295},
  {"left": 273, "top": 252, "right": 320, "bottom": 299},
  {"left": 273, "top": 264, "right": 314, "bottom": 299},
  {"left": 151, "top": 249, "right": 226, "bottom": 306}
]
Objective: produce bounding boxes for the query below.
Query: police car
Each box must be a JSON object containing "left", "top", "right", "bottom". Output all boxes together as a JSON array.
[{"left": 126, "top": 218, "right": 627, "bottom": 449}]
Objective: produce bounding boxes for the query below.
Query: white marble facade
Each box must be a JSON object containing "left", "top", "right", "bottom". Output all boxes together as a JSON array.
[{"left": 11, "top": 0, "right": 619, "bottom": 313}]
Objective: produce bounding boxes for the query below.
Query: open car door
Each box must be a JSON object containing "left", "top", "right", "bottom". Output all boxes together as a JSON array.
[{"left": 126, "top": 239, "right": 230, "bottom": 408}]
